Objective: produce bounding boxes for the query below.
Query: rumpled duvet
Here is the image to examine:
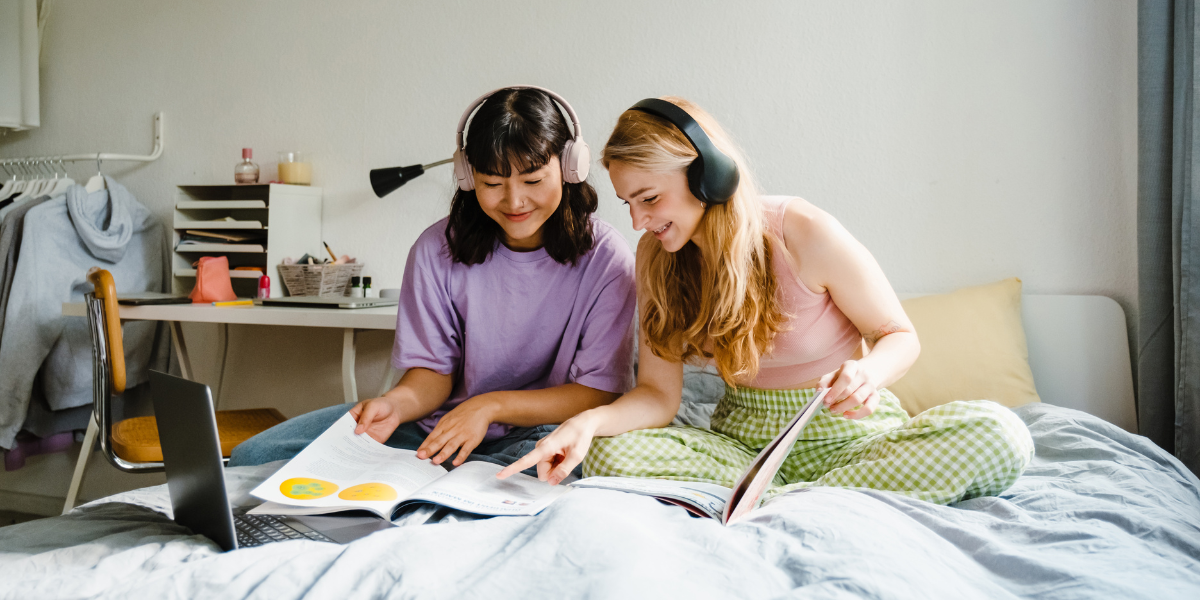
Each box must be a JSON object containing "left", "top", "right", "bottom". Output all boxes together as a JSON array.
[{"left": 1, "top": 403, "right": 1198, "bottom": 599}]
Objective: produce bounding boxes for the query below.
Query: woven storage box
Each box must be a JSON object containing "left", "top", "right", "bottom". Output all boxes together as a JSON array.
[{"left": 277, "top": 263, "right": 364, "bottom": 297}]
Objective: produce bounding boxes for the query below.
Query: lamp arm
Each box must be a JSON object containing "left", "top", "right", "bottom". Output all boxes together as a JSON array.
[{"left": 423, "top": 157, "right": 454, "bottom": 170}]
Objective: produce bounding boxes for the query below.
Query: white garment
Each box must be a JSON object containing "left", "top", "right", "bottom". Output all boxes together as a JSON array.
[{"left": 0, "top": 0, "right": 39, "bottom": 131}]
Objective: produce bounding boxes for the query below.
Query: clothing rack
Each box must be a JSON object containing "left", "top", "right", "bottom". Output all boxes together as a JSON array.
[{"left": 0, "top": 112, "right": 164, "bottom": 170}]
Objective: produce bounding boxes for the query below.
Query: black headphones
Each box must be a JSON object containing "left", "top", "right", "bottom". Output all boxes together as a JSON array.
[{"left": 628, "top": 98, "right": 741, "bottom": 206}]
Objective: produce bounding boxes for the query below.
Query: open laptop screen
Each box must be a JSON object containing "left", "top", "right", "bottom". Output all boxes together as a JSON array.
[{"left": 148, "top": 370, "right": 238, "bottom": 551}]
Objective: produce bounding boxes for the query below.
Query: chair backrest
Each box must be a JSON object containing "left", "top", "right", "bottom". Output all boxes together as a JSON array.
[
  {"left": 86, "top": 267, "right": 125, "bottom": 394},
  {"left": 84, "top": 267, "right": 161, "bottom": 472}
]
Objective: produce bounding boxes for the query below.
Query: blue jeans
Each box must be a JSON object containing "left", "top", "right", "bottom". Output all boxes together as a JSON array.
[{"left": 229, "top": 404, "right": 560, "bottom": 478}]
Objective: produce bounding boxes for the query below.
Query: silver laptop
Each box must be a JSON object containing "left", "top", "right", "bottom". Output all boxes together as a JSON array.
[
  {"left": 148, "top": 370, "right": 394, "bottom": 551},
  {"left": 254, "top": 297, "right": 398, "bottom": 309}
]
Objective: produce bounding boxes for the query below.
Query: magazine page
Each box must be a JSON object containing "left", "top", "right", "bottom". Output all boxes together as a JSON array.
[
  {"left": 400, "top": 461, "right": 572, "bottom": 517},
  {"left": 247, "top": 500, "right": 371, "bottom": 517},
  {"left": 570, "top": 477, "right": 731, "bottom": 520},
  {"left": 723, "top": 388, "right": 829, "bottom": 525},
  {"left": 250, "top": 413, "right": 448, "bottom": 518}
]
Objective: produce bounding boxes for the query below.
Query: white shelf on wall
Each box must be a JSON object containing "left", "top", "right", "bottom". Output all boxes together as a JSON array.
[
  {"left": 173, "top": 219, "right": 265, "bottom": 229},
  {"left": 172, "top": 184, "right": 322, "bottom": 298},
  {"left": 175, "top": 243, "right": 265, "bottom": 253},
  {"left": 175, "top": 200, "right": 267, "bottom": 209},
  {"left": 173, "top": 268, "right": 265, "bottom": 279}
]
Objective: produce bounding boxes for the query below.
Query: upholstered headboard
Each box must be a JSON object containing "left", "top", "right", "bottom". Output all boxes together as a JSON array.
[
  {"left": 1020, "top": 295, "right": 1137, "bottom": 433},
  {"left": 676, "top": 294, "right": 1139, "bottom": 434}
]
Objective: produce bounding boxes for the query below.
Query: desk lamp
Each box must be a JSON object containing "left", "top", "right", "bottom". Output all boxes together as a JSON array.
[{"left": 369, "top": 158, "right": 453, "bottom": 198}]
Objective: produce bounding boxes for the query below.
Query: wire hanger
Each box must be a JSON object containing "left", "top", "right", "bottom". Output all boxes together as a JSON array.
[
  {"left": 8, "top": 161, "right": 30, "bottom": 199},
  {"left": 85, "top": 154, "right": 107, "bottom": 193},
  {"left": 8, "top": 159, "right": 38, "bottom": 200},
  {"left": 0, "top": 163, "right": 16, "bottom": 200},
  {"left": 30, "top": 160, "right": 52, "bottom": 197},
  {"left": 50, "top": 157, "right": 74, "bottom": 196}
]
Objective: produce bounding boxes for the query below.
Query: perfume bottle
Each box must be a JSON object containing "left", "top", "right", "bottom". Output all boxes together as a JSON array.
[{"left": 234, "top": 148, "right": 260, "bottom": 184}]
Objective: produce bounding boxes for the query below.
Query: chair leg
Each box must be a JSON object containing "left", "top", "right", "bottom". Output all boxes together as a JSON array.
[{"left": 63, "top": 419, "right": 98, "bottom": 515}]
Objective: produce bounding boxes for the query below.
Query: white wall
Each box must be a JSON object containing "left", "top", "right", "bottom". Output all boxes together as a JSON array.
[{"left": 0, "top": 0, "right": 1137, "bottom": 507}]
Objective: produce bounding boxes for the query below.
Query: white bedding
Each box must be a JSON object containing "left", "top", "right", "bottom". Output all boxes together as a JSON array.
[
  {"left": 2, "top": 404, "right": 1198, "bottom": 599},
  {"left": 3, "top": 295, "right": 1190, "bottom": 599}
]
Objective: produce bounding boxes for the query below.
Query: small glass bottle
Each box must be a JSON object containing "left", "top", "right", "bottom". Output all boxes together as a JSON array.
[
  {"left": 235, "top": 148, "right": 260, "bottom": 184},
  {"left": 257, "top": 274, "right": 271, "bottom": 299},
  {"left": 362, "top": 276, "right": 372, "bottom": 298},
  {"left": 349, "top": 276, "right": 363, "bottom": 298}
]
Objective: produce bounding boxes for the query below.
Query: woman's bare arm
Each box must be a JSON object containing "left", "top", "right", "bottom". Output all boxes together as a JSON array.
[{"left": 782, "top": 199, "right": 920, "bottom": 416}]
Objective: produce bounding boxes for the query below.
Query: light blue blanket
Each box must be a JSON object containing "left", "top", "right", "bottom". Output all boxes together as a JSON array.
[{"left": 1, "top": 404, "right": 1198, "bottom": 599}]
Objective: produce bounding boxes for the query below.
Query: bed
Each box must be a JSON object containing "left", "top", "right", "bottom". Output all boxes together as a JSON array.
[{"left": 1, "top": 293, "right": 1198, "bottom": 599}]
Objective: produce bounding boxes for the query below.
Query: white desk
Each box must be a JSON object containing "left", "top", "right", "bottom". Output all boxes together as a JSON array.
[{"left": 61, "top": 302, "right": 400, "bottom": 405}]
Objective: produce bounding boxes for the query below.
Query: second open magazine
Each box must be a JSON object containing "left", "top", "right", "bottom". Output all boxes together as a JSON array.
[{"left": 572, "top": 388, "right": 829, "bottom": 525}]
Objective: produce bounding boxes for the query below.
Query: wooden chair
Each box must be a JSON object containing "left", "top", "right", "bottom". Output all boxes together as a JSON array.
[{"left": 63, "top": 268, "right": 286, "bottom": 513}]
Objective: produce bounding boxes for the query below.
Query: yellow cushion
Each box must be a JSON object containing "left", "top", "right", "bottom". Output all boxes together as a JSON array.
[{"left": 888, "top": 277, "right": 1041, "bottom": 417}]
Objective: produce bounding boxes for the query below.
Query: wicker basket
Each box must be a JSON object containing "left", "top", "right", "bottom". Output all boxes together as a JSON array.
[{"left": 277, "top": 263, "right": 364, "bottom": 297}]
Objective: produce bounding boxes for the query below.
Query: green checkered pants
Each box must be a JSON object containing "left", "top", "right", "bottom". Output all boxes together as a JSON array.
[{"left": 583, "top": 386, "right": 1034, "bottom": 505}]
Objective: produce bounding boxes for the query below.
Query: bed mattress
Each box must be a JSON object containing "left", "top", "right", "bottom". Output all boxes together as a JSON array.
[{"left": 1, "top": 403, "right": 1198, "bottom": 599}]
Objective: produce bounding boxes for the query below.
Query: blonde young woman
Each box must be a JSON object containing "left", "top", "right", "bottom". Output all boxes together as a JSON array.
[{"left": 499, "top": 97, "right": 1033, "bottom": 504}]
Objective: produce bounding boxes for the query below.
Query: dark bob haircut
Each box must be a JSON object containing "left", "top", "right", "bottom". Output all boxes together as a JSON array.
[{"left": 446, "top": 87, "right": 599, "bottom": 266}]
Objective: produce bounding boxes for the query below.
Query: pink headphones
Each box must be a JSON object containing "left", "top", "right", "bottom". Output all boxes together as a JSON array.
[{"left": 453, "top": 85, "right": 591, "bottom": 191}]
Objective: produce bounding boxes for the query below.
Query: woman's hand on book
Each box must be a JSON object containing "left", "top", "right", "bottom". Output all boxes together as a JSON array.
[
  {"left": 818, "top": 360, "right": 881, "bottom": 420},
  {"left": 496, "top": 413, "right": 598, "bottom": 486},
  {"left": 416, "top": 396, "right": 499, "bottom": 467},
  {"left": 349, "top": 397, "right": 403, "bottom": 443}
]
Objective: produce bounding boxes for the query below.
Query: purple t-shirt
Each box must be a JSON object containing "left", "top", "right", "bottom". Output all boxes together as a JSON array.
[{"left": 392, "top": 217, "right": 637, "bottom": 440}]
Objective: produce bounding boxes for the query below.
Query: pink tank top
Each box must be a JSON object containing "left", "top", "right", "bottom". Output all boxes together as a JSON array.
[{"left": 741, "top": 196, "right": 862, "bottom": 388}]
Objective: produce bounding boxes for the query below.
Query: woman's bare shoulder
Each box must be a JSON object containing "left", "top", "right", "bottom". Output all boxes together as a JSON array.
[{"left": 779, "top": 197, "right": 854, "bottom": 257}]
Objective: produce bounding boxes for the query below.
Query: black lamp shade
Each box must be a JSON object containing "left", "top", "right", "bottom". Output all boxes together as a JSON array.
[{"left": 370, "top": 164, "right": 426, "bottom": 198}]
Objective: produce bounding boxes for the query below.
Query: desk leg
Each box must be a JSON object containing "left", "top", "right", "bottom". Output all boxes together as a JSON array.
[
  {"left": 342, "top": 328, "right": 358, "bottom": 405},
  {"left": 169, "top": 321, "right": 193, "bottom": 380}
]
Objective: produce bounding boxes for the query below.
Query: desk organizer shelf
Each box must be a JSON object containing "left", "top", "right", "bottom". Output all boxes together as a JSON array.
[{"left": 172, "top": 184, "right": 322, "bottom": 298}]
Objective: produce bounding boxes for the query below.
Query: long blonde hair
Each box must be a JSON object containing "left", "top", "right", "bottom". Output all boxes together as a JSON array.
[{"left": 602, "top": 97, "right": 786, "bottom": 386}]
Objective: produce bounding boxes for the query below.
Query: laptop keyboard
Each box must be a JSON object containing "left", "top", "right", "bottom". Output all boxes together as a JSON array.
[{"left": 235, "top": 513, "right": 335, "bottom": 547}]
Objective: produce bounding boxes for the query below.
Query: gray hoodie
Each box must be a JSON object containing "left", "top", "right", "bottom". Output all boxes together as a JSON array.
[
  {"left": 0, "top": 177, "right": 169, "bottom": 449},
  {"left": 0, "top": 195, "right": 55, "bottom": 344}
]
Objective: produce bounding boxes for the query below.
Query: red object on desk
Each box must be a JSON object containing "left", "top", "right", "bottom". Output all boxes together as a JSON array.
[
  {"left": 189, "top": 256, "right": 237, "bottom": 303},
  {"left": 257, "top": 274, "right": 271, "bottom": 299}
]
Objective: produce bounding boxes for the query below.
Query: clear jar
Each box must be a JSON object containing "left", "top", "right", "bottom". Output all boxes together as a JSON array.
[{"left": 277, "top": 151, "right": 312, "bottom": 185}]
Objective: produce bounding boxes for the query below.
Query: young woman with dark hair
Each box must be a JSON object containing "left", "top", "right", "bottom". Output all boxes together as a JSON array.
[
  {"left": 231, "top": 87, "right": 637, "bottom": 472},
  {"left": 445, "top": 88, "right": 599, "bottom": 266}
]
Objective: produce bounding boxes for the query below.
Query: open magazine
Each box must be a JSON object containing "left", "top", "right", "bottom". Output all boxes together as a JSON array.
[
  {"left": 571, "top": 388, "right": 829, "bottom": 525},
  {"left": 248, "top": 414, "right": 572, "bottom": 520}
]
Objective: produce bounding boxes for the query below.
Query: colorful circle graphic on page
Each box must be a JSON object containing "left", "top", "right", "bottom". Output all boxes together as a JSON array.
[
  {"left": 279, "top": 478, "right": 338, "bottom": 500},
  {"left": 338, "top": 483, "right": 398, "bottom": 502}
]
